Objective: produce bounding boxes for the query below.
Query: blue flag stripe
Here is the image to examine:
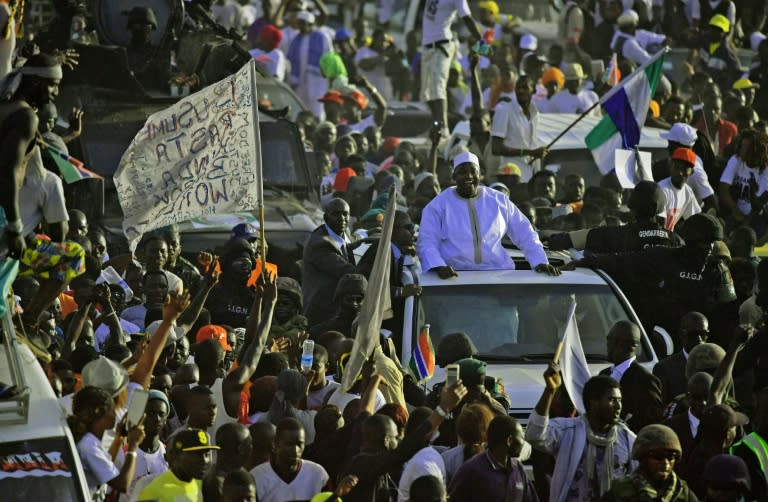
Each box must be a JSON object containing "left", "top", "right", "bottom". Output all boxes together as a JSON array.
[{"left": 602, "top": 87, "right": 641, "bottom": 149}]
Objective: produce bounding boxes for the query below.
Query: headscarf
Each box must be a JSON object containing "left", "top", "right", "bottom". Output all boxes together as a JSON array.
[
  {"left": 267, "top": 369, "right": 307, "bottom": 424},
  {"left": 320, "top": 51, "right": 347, "bottom": 81},
  {"left": 259, "top": 24, "right": 283, "bottom": 52},
  {"left": 0, "top": 63, "right": 63, "bottom": 101}
]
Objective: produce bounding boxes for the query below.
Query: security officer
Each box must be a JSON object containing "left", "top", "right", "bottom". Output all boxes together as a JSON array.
[
  {"left": 545, "top": 181, "right": 684, "bottom": 253},
  {"left": 565, "top": 213, "right": 725, "bottom": 340},
  {"left": 730, "top": 388, "right": 768, "bottom": 501}
]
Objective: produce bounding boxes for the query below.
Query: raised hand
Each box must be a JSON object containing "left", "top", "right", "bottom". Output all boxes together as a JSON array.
[
  {"left": 163, "top": 291, "right": 191, "bottom": 322},
  {"left": 439, "top": 380, "right": 468, "bottom": 413}
]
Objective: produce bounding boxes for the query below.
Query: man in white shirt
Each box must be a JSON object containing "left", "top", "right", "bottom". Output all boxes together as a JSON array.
[
  {"left": 354, "top": 29, "right": 394, "bottom": 100},
  {"left": 490, "top": 75, "right": 547, "bottom": 182},
  {"left": 421, "top": 0, "right": 482, "bottom": 133},
  {"left": 546, "top": 63, "right": 600, "bottom": 116},
  {"left": 658, "top": 147, "right": 702, "bottom": 231},
  {"left": 663, "top": 372, "right": 712, "bottom": 456},
  {"left": 397, "top": 409, "right": 446, "bottom": 502},
  {"left": 417, "top": 151, "right": 559, "bottom": 279},
  {"left": 250, "top": 418, "right": 329, "bottom": 502},
  {"left": 286, "top": 11, "right": 332, "bottom": 118},
  {"left": 659, "top": 123, "right": 716, "bottom": 210},
  {"left": 611, "top": 10, "right": 655, "bottom": 65}
]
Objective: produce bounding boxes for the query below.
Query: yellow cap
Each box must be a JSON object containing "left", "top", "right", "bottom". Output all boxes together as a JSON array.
[
  {"left": 733, "top": 78, "right": 759, "bottom": 90},
  {"left": 478, "top": 1, "right": 500, "bottom": 17},
  {"left": 499, "top": 162, "right": 522, "bottom": 176},
  {"left": 709, "top": 14, "right": 730, "bottom": 33}
]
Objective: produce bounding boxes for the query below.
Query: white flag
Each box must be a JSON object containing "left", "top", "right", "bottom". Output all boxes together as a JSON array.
[
  {"left": 560, "top": 302, "right": 592, "bottom": 414},
  {"left": 114, "top": 60, "right": 263, "bottom": 252}
]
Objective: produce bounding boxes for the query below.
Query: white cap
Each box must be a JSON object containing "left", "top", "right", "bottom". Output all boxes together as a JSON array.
[
  {"left": 145, "top": 320, "right": 186, "bottom": 346},
  {"left": 520, "top": 33, "right": 538, "bottom": 51},
  {"left": 751, "top": 32, "right": 767, "bottom": 52},
  {"left": 659, "top": 123, "right": 698, "bottom": 147},
  {"left": 452, "top": 151, "right": 480, "bottom": 171},
  {"left": 617, "top": 9, "right": 639, "bottom": 26},
  {"left": 297, "top": 10, "right": 315, "bottom": 24}
]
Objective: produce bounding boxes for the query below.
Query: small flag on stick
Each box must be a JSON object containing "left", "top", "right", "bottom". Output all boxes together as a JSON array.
[{"left": 408, "top": 324, "right": 435, "bottom": 383}]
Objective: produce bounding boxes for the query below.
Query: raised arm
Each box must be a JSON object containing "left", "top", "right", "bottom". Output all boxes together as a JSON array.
[
  {"left": 223, "top": 270, "right": 278, "bottom": 417},
  {"left": 176, "top": 256, "right": 220, "bottom": 331},
  {"left": 0, "top": 107, "right": 37, "bottom": 258},
  {"left": 709, "top": 326, "right": 751, "bottom": 406},
  {"left": 131, "top": 292, "right": 191, "bottom": 389},
  {"left": 356, "top": 76, "right": 387, "bottom": 128}
]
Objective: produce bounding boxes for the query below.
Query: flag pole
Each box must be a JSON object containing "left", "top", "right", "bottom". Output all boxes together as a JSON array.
[
  {"left": 542, "top": 47, "right": 669, "bottom": 152},
  {"left": 249, "top": 60, "right": 267, "bottom": 264}
]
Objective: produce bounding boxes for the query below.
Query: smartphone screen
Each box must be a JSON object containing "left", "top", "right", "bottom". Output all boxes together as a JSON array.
[
  {"left": 445, "top": 364, "right": 460, "bottom": 387},
  {"left": 125, "top": 388, "right": 149, "bottom": 429}
]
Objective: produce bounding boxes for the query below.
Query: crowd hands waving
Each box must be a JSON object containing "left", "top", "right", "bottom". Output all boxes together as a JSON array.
[{"left": 6, "top": 0, "right": 768, "bottom": 501}]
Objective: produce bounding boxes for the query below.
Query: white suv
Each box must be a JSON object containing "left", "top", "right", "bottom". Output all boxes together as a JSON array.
[
  {"left": 0, "top": 336, "right": 90, "bottom": 502},
  {"left": 399, "top": 264, "right": 663, "bottom": 424}
]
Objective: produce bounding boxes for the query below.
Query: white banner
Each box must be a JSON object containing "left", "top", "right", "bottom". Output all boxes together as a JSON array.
[
  {"left": 115, "top": 61, "right": 262, "bottom": 251},
  {"left": 560, "top": 302, "right": 592, "bottom": 414}
]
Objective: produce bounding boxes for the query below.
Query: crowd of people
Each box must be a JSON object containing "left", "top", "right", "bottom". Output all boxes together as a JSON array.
[{"left": 5, "top": 0, "right": 768, "bottom": 501}]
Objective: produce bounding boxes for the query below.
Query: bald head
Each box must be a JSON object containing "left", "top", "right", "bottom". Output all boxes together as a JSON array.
[
  {"left": 324, "top": 198, "right": 350, "bottom": 235},
  {"left": 687, "top": 372, "right": 713, "bottom": 419},
  {"left": 216, "top": 422, "right": 252, "bottom": 465},
  {"left": 606, "top": 320, "right": 641, "bottom": 364},
  {"left": 680, "top": 311, "right": 709, "bottom": 352},
  {"left": 362, "top": 414, "right": 398, "bottom": 451}
]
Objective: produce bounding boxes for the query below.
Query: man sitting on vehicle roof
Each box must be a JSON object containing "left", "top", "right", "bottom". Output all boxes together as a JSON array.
[{"left": 417, "top": 151, "right": 560, "bottom": 279}]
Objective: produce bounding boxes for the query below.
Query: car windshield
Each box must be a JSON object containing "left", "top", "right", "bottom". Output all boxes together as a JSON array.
[{"left": 418, "top": 283, "right": 649, "bottom": 362}]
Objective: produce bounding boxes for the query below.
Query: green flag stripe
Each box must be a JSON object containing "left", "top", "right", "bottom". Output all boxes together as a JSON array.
[
  {"left": 585, "top": 115, "right": 619, "bottom": 150},
  {"left": 645, "top": 57, "right": 664, "bottom": 98}
]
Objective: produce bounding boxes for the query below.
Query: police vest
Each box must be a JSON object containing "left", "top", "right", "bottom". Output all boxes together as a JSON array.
[{"left": 731, "top": 432, "right": 768, "bottom": 478}]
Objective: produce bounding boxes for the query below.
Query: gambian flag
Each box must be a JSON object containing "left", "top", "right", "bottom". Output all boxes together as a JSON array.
[
  {"left": 46, "top": 146, "right": 102, "bottom": 184},
  {"left": 602, "top": 53, "right": 621, "bottom": 87},
  {"left": 585, "top": 49, "right": 665, "bottom": 175},
  {"left": 408, "top": 324, "right": 435, "bottom": 383}
]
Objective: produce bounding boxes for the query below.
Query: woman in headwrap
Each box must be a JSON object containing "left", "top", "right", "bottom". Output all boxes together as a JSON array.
[
  {"left": 319, "top": 51, "right": 348, "bottom": 91},
  {"left": 261, "top": 369, "right": 317, "bottom": 443},
  {"left": 248, "top": 24, "right": 287, "bottom": 81}
]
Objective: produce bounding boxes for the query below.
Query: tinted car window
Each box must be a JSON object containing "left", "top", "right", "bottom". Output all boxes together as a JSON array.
[{"left": 419, "top": 283, "right": 649, "bottom": 362}]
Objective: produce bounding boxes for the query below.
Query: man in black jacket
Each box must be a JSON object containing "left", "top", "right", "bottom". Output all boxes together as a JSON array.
[
  {"left": 302, "top": 198, "right": 356, "bottom": 326},
  {"left": 599, "top": 320, "right": 665, "bottom": 433},
  {"left": 546, "top": 180, "right": 683, "bottom": 253},
  {"left": 654, "top": 311, "right": 710, "bottom": 405},
  {"left": 565, "top": 213, "right": 724, "bottom": 338}
]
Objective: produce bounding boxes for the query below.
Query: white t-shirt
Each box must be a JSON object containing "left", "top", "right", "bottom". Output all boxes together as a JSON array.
[
  {"left": 355, "top": 47, "right": 394, "bottom": 100},
  {"left": 250, "top": 48, "right": 288, "bottom": 81},
  {"left": 719, "top": 155, "right": 768, "bottom": 216},
  {"left": 19, "top": 148, "right": 68, "bottom": 236},
  {"left": 95, "top": 318, "right": 141, "bottom": 353},
  {"left": 307, "top": 381, "right": 341, "bottom": 410},
  {"left": 422, "top": 0, "right": 471, "bottom": 45},
  {"left": 326, "top": 386, "right": 387, "bottom": 414},
  {"left": 687, "top": 155, "right": 715, "bottom": 203},
  {"left": 546, "top": 89, "right": 601, "bottom": 116},
  {"left": 77, "top": 432, "right": 120, "bottom": 502},
  {"left": 490, "top": 95, "right": 540, "bottom": 182},
  {"left": 250, "top": 460, "right": 329, "bottom": 502},
  {"left": 397, "top": 446, "right": 446, "bottom": 502},
  {"left": 658, "top": 177, "right": 702, "bottom": 231}
]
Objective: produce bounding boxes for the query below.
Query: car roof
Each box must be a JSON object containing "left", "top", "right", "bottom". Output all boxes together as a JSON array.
[
  {"left": 537, "top": 113, "right": 668, "bottom": 151},
  {"left": 419, "top": 268, "right": 609, "bottom": 287},
  {"left": 0, "top": 343, "right": 70, "bottom": 442}
]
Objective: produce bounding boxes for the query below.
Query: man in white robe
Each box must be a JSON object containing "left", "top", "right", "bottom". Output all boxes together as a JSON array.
[{"left": 417, "top": 152, "right": 560, "bottom": 278}]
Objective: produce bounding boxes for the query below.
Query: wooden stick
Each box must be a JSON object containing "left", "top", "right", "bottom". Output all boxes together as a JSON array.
[{"left": 553, "top": 341, "right": 564, "bottom": 365}]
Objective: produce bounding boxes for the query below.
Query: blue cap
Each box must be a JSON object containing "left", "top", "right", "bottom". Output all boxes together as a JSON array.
[
  {"left": 334, "top": 28, "right": 351, "bottom": 42},
  {"left": 230, "top": 223, "right": 259, "bottom": 240}
]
